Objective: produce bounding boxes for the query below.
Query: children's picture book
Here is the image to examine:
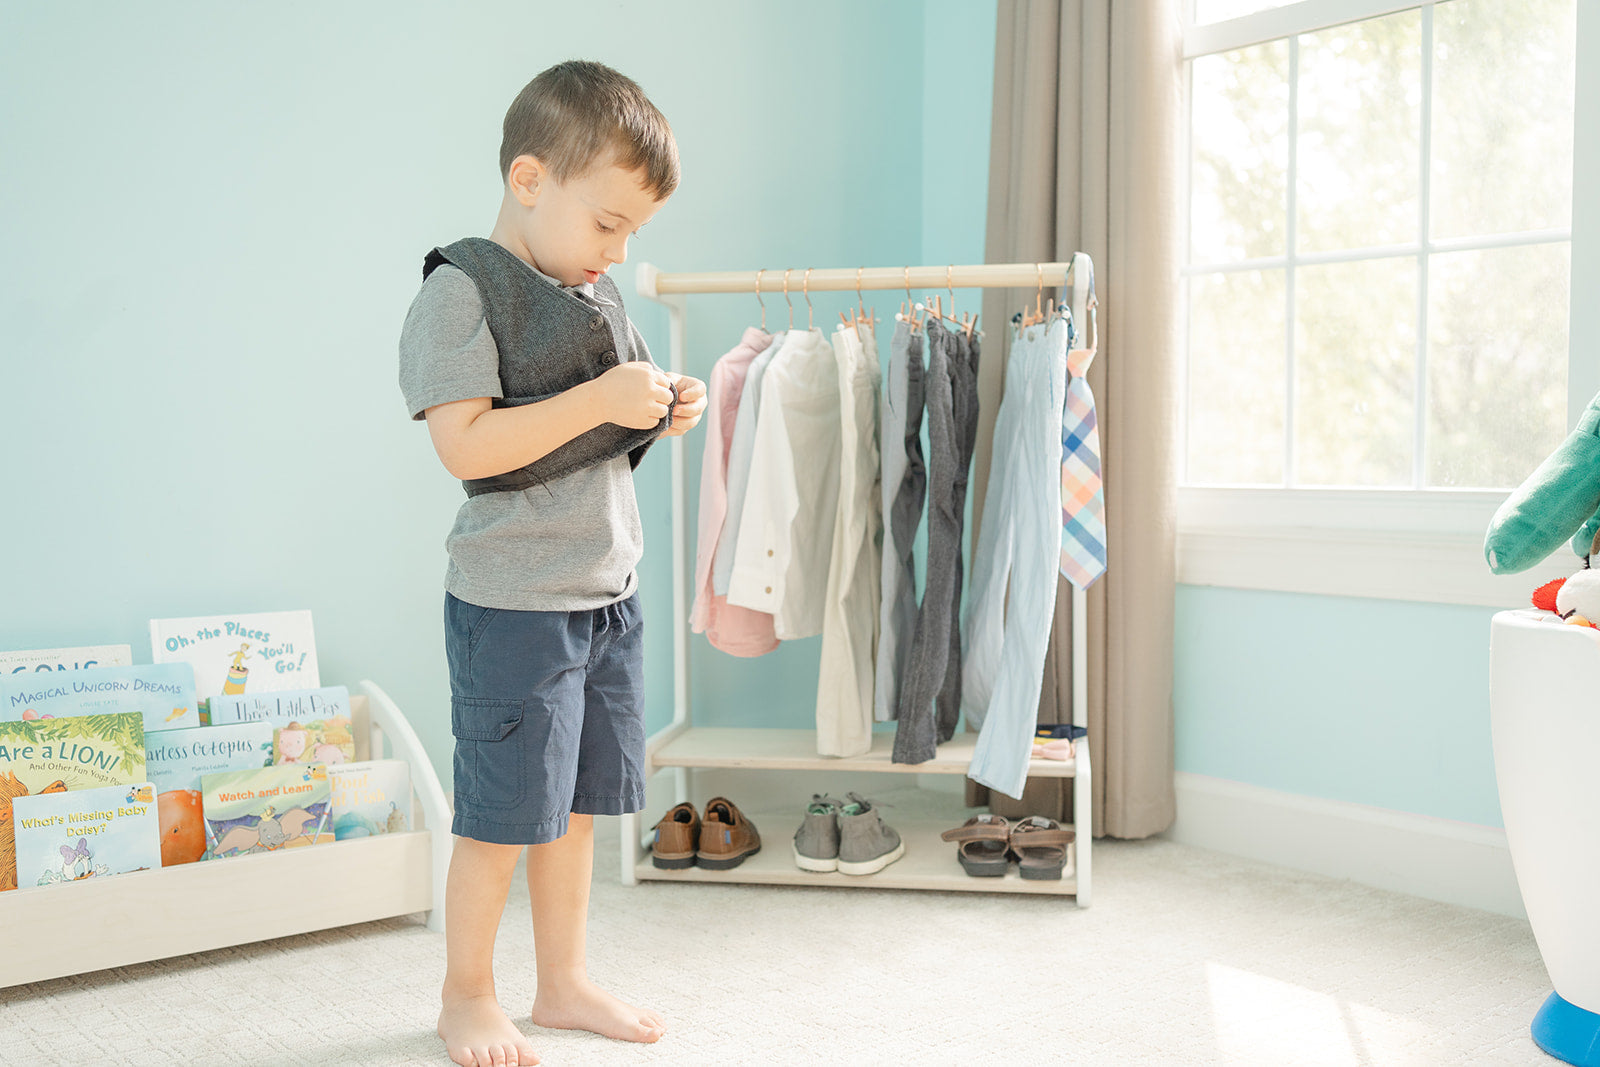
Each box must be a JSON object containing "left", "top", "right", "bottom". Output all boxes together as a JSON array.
[
  {"left": 272, "top": 718, "right": 355, "bottom": 766},
  {"left": 0, "top": 663, "right": 199, "bottom": 733},
  {"left": 0, "top": 713, "right": 147, "bottom": 892},
  {"left": 12, "top": 782, "right": 161, "bottom": 888},
  {"left": 328, "top": 759, "right": 411, "bottom": 840},
  {"left": 209, "top": 685, "right": 350, "bottom": 727},
  {"left": 1, "top": 644, "right": 133, "bottom": 676},
  {"left": 145, "top": 722, "right": 274, "bottom": 866},
  {"left": 149, "top": 610, "right": 320, "bottom": 702},
  {"left": 200, "top": 763, "right": 333, "bottom": 858}
]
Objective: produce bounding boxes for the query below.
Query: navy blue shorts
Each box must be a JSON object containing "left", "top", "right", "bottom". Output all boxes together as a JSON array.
[{"left": 444, "top": 591, "right": 647, "bottom": 845}]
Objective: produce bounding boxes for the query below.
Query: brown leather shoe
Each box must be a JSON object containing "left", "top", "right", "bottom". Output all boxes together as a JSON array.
[
  {"left": 696, "top": 796, "right": 761, "bottom": 870},
  {"left": 651, "top": 802, "right": 700, "bottom": 869}
]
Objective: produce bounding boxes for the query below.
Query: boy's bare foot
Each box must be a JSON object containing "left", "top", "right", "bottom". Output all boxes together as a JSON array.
[
  {"left": 530, "top": 979, "right": 666, "bottom": 1043},
  {"left": 439, "top": 993, "right": 541, "bottom": 1066}
]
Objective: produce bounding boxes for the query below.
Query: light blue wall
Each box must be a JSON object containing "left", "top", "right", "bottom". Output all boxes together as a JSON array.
[
  {"left": 0, "top": 2, "right": 998, "bottom": 789},
  {"left": 1174, "top": 587, "right": 1503, "bottom": 826}
]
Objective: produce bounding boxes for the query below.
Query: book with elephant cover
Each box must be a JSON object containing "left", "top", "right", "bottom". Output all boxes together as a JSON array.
[
  {"left": 328, "top": 759, "right": 411, "bottom": 840},
  {"left": 149, "top": 610, "right": 320, "bottom": 703},
  {"left": 0, "top": 663, "right": 199, "bottom": 733},
  {"left": 12, "top": 782, "right": 161, "bottom": 889},
  {"left": 200, "top": 763, "right": 333, "bottom": 859},
  {"left": 1, "top": 644, "right": 133, "bottom": 676},
  {"left": 0, "top": 713, "right": 147, "bottom": 892},
  {"left": 145, "top": 723, "right": 274, "bottom": 867}
]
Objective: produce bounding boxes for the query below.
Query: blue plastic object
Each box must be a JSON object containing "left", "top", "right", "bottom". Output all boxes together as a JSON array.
[{"left": 1533, "top": 992, "right": 1600, "bottom": 1066}]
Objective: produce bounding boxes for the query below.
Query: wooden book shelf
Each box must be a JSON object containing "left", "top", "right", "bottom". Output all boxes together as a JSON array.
[{"left": 1, "top": 681, "right": 452, "bottom": 988}]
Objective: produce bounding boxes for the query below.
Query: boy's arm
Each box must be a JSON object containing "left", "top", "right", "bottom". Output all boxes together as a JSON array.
[{"left": 426, "top": 362, "right": 675, "bottom": 481}]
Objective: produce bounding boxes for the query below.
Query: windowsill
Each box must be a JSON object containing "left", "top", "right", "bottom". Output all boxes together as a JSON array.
[{"left": 1176, "top": 487, "right": 1580, "bottom": 607}]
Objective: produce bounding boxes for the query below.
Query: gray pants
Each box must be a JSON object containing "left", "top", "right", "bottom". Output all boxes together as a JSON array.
[
  {"left": 893, "top": 319, "right": 980, "bottom": 763},
  {"left": 874, "top": 321, "right": 926, "bottom": 722}
]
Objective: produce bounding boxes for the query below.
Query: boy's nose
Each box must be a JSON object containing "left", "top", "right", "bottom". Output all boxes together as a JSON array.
[{"left": 607, "top": 235, "right": 629, "bottom": 266}]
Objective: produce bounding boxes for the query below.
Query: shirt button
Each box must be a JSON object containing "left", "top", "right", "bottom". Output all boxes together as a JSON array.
[
  {"left": 766, "top": 549, "right": 773, "bottom": 557},
  {"left": 590, "top": 315, "right": 604, "bottom": 330},
  {"left": 765, "top": 586, "right": 772, "bottom": 594},
  {"left": 600, "top": 350, "right": 617, "bottom": 365}
]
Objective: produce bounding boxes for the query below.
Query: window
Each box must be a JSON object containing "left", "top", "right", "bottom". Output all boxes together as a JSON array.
[{"left": 1178, "top": 0, "right": 1579, "bottom": 604}]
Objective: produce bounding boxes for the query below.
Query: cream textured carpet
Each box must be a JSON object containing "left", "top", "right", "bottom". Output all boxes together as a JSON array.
[{"left": 0, "top": 803, "right": 1556, "bottom": 1066}]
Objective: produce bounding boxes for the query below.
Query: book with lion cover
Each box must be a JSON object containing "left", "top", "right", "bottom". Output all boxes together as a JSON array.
[{"left": 0, "top": 713, "right": 146, "bottom": 892}]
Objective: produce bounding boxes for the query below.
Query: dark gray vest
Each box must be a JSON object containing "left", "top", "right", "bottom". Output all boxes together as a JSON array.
[{"left": 423, "top": 237, "right": 670, "bottom": 496}]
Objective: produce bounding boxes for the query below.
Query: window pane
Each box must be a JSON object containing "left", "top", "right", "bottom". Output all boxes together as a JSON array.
[
  {"left": 1186, "top": 270, "right": 1286, "bottom": 485},
  {"left": 1431, "top": 0, "right": 1575, "bottom": 240},
  {"left": 1191, "top": 41, "right": 1289, "bottom": 263},
  {"left": 1427, "top": 243, "right": 1569, "bottom": 488},
  {"left": 1297, "top": 11, "right": 1421, "bottom": 254},
  {"left": 1294, "top": 259, "right": 1416, "bottom": 486}
]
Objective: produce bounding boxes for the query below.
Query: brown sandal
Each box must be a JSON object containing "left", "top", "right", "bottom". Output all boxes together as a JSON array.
[
  {"left": 1008, "top": 816, "right": 1075, "bottom": 881},
  {"left": 939, "top": 815, "right": 1011, "bottom": 877}
]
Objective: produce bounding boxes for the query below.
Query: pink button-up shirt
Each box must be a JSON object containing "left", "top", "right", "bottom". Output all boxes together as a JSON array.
[{"left": 690, "top": 328, "right": 780, "bottom": 656}]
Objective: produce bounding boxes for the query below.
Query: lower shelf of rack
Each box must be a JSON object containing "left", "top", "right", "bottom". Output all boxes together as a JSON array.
[{"left": 632, "top": 812, "right": 1077, "bottom": 896}]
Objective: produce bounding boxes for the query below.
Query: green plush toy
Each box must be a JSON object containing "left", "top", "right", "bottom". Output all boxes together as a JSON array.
[{"left": 1485, "top": 388, "right": 1600, "bottom": 574}]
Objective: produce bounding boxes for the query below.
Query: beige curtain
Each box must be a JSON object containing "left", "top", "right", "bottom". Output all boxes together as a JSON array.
[{"left": 966, "top": 0, "right": 1180, "bottom": 839}]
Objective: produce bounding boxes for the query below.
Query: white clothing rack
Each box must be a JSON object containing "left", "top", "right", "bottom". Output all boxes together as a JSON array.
[{"left": 627, "top": 260, "right": 1091, "bottom": 904}]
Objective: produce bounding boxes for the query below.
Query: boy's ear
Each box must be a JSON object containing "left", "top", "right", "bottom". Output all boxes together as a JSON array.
[{"left": 506, "top": 155, "right": 546, "bottom": 206}]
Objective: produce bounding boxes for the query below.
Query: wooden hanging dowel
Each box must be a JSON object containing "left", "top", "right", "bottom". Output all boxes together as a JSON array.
[{"left": 638, "top": 262, "right": 1077, "bottom": 297}]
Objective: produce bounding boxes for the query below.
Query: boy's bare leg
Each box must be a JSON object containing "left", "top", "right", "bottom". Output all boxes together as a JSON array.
[
  {"left": 527, "top": 813, "right": 666, "bottom": 1043},
  {"left": 439, "top": 836, "right": 542, "bottom": 1067}
]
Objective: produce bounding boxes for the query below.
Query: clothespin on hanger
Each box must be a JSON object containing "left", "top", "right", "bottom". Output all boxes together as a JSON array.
[
  {"left": 783, "top": 268, "right": 794, "bottom": 330},
  {"left": 755, "top": 267, "right": 767, "bottom": 331}
]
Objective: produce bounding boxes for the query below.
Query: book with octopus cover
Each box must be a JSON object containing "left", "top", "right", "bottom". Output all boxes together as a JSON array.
[
  {"left": 0, "top": 713, "right": 146, "bottom": 892},
  {"left": 328, "top": 759, "right": 411, "bottom": 840},
  {"left": 12, "top": 782, "right": 161, "bottom": 889},
  {"left": 0, "top": 663, "right": 199, "bottom": 733},
  {"left": 145, "top": 722, "right": 274, "bottom": 866},
  {"left": 200, "top": 763, "right": 333, "bottom": 859},
  {"left": 148, "top": 610, "right": 320, "bottom": 707}
]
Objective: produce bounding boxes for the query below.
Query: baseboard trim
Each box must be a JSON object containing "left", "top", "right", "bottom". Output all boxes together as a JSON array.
[{"left": 1164, "top": 772, "right": 1527, "bottom": 919}]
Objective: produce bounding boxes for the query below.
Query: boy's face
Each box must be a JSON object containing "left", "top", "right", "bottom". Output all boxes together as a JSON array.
[{"left": 511, "top": 155, "right": 665, "bottom": 287}]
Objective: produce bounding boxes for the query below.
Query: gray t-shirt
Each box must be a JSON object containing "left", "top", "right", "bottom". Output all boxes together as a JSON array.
[{"left": 399, "top": 264, "right": 642, "bottom": 611}]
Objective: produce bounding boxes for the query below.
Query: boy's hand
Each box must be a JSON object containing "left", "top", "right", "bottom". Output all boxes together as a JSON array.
[
  {"left": 661, "top": 374, "right": 707, "bottom": 437},
  {"left": 591, "top": 362, "right": 677, "bottom": 429}
]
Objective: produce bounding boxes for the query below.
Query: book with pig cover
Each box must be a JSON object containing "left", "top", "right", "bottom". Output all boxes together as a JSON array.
[{"left": 200, "top": 763, "right": 333, "bottom": 858}]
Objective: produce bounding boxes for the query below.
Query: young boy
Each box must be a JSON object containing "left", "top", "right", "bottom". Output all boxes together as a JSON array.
[{"left": 398, "top": 60, "right": 705, "bottom": 1067}]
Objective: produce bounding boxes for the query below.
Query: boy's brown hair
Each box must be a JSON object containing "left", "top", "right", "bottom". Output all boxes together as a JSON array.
[{"left": 500, "top": 60, "right": 679, "bottom": 200}]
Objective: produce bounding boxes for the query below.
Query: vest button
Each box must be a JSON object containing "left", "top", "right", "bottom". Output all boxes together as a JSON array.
[
  {"left": 600, "top": 350, "right": 617, "bottom": 365},
  {"left": 590, "top": 315, "right": 605, "bottom": 330}
]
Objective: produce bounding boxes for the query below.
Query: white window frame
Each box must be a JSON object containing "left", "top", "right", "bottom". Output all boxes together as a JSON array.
[{"left": 1178, "top": 0, "right": 1583, "bottom": 607}]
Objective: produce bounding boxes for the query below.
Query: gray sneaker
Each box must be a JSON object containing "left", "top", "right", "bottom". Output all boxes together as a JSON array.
[
  {"left": 837, "top": 792, "right": 905, "bottom": 876},
  {"left": 793, "top": 794, "right": 842, "bottom": 872}
]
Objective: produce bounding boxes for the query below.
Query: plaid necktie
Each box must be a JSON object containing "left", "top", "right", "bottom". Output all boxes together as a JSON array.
[{"left": 1059, "top": 342, "right": 1106, "bottom": 588}]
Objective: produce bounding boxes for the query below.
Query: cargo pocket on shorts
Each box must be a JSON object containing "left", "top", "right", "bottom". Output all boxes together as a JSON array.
[{"left": 451, "top": 697, "right": 526, "bottom": 810}]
